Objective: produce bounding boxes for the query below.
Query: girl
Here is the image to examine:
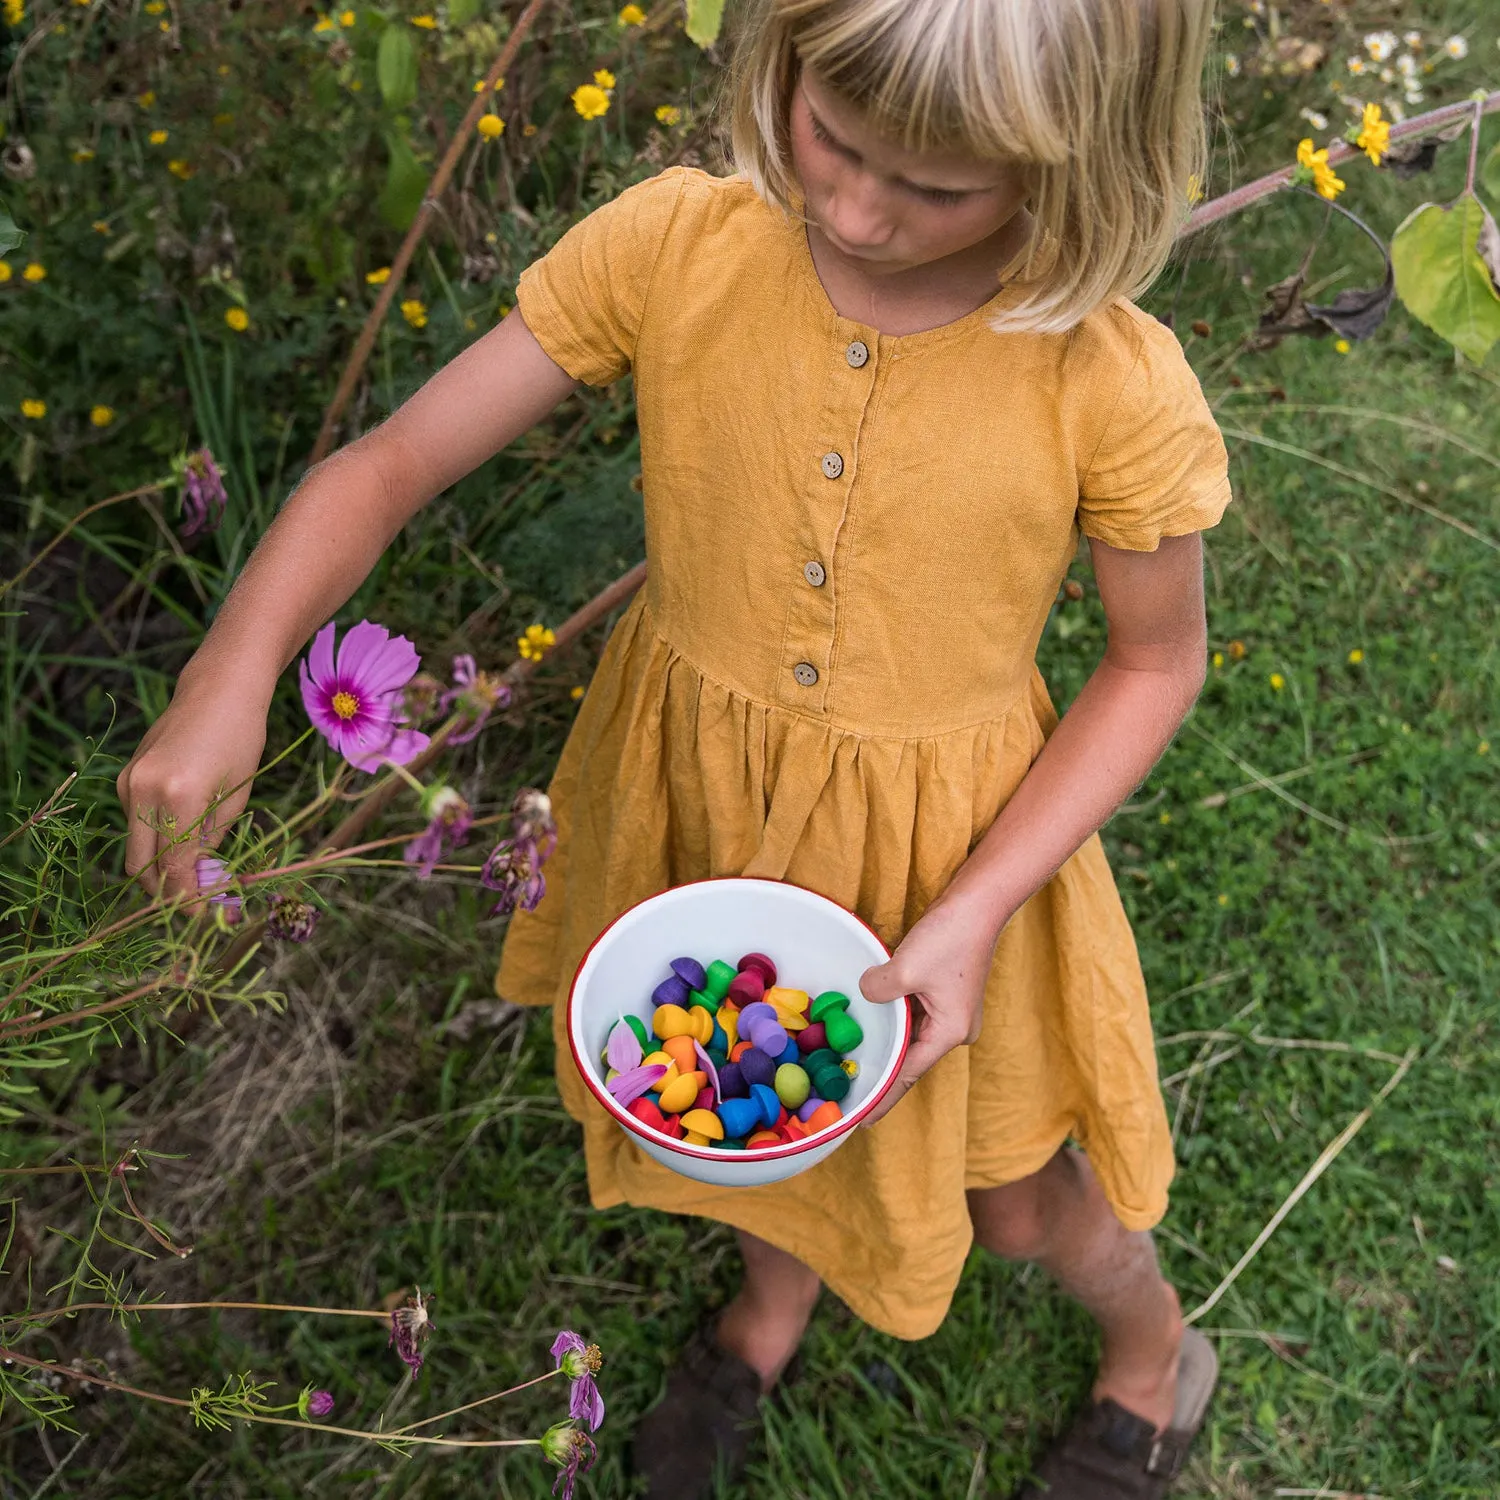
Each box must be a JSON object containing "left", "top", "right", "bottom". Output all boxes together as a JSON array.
[{"left": 120, "top": 0, "right": 1228, "bottom": 1494}]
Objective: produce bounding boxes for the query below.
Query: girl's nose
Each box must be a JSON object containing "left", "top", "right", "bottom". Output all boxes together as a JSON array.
[{"left": 824, "top": 170, "right": 893, "bottom": 250}]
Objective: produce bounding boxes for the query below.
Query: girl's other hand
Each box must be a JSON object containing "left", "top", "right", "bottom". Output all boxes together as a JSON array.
[
  {"left": 115, "top": 673, "right": 271, "bottom": 906},
  {"left": 857, "top": 895, "right": 1000, "bottom": 1126}
]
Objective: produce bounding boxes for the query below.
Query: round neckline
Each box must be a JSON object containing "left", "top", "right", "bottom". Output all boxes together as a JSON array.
[{"left": 785, "top": 201, "right": 1034, "bottom": 352}]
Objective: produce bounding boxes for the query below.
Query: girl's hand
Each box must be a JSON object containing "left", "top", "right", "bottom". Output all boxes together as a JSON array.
[
  {"left": 115, "top": 671, "right": 272, "bottom": 905},
  {"left": 856, "top": 894, "right": 1003, "bottom": 1125}
]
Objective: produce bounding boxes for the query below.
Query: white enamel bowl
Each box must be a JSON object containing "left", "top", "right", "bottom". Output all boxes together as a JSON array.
[{"left": 567, "top": 878, "right": 911, "bottom": 1188}]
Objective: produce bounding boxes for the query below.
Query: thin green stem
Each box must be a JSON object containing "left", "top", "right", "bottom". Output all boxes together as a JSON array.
[
  {"left": 0, "top": 485, "right": 164, "bottom": 602},
  {"left": 389, "top": 1368, "right": 562, "bottom": 1433}
]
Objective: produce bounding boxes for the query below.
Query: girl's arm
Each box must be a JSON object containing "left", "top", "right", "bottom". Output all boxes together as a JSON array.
[
  {"left": 859, "top": 532, "right": 1208, "bottom": 1122},
  {"left": 117, "top": 311, "right": 579, "bottom": 899}
]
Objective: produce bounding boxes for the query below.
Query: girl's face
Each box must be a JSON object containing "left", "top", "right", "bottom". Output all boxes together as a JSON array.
[{"left": 789, "top": 68, "right": 1028, "bottom": 275}]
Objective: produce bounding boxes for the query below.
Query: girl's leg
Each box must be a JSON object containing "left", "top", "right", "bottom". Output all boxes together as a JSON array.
[
  {"left": 967, "top": 1148, "right": 1184, "bottom": 1431},
  {"left": 714, "top": 1228, "right": 822, "bottom": 1392}
]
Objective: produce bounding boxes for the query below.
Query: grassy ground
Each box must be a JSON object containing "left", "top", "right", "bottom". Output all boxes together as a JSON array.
[{"left": 4, "top": 2, "right": 1499, "bottom": 1497}]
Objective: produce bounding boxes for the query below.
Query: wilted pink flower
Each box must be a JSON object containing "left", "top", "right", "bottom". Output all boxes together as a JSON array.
[
  {"left": 511, "top": 788, "right": 558, "bottom": 859},
  {"left": 480, "top": 789, "right": 556, "bottom": 916},
  {"left": 388, "top": 1287, "right": 433, "bottom": 1381},
  {"left": 541, "top": 1421, "right": 598, "bottom": 1499},
  {"left": 550, "top": 1331, "right": 605, "bottom": 1432},
  {"left": 299, "top": 621, "right": 431, "bottom": 773},
  {"left": 438, "top": 653, "right": 512, "bottom": 745},
  {"left": 266, "top": 895, "right": 319, "bottom": 943},
  {"left": 403, "top": 786, "right": 474, "bottom": 879},
  {"left": 194, "top": 854, "right": 242, "bottom": 922},
  {"left": 179, "top": 448, "right": 227, "bottom": 537}
]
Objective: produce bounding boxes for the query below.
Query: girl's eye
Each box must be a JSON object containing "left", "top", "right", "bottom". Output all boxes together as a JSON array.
[{"left": 919, "top": 187, "right": 966, "bottom": 207}]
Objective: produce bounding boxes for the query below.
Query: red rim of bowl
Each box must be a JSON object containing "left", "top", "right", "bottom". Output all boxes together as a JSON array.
[{"left": 566, "top": 876, "right": 912, "bottom": 1163}]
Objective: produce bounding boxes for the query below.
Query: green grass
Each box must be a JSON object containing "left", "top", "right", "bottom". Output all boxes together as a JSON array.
[{"left": 5, "top": 1, "right": 1500, "bottom": 1496}]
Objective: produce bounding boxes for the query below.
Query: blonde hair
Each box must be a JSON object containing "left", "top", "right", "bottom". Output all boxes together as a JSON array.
[{"left": 727, "top": 0, "right": 1215, "bottom": 334}]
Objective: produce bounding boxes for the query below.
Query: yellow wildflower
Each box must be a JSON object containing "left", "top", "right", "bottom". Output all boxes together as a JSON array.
[
  {"left": 1228, "top": 638, "right": 1246, "bottom": 661},
  {"left": 144, "top": 0, "right": 164, "bottom": 10},
  {"left": 91, "top": 219, "right": 111, "bottom": 234},
  {"left": 148, "top": 128, "right": 169, "bottom": 145},
  {"left": 1211, "top": 650, "right": 1224, "bottom": 668},
  {"left": 157, "top": 18, "right": 169, "bottom": 29},
  {"left": 410, "top": 13, "right": 437, "bottom": 26},
  {"left": 224, "top": 307, "right": 249, "bottom": 331},
  {"left": 522, "top": 122, "right": 538, "bottom": 136},
  {"left": 72, "top": 147, "right": 95, "bottom": 162},
  {"left": 570, "top": 684, "right": 586, "bottom": 700},
  {"left": 655, "top": 103, "right": 681, "bottom": 126},
  {"left": 21, "top": 399, "right": 46, "bottom": 419},
  {"left": 212, "top": 111, "right": 233, "bottom": 127},
  {"left": 1479, "top": 741, "right": 1490, "bottom": 756},
  {"left": 1269, "top": 672, "right": 1285, "bottom": 691},
  {"left": 314, "top": 14, "right": 334, "bottom": 30},
  {"left": 518, "top": 623, "right": 556, "bottom": 661},
  {"left": 400, "top": 298, "right": 428, "bottom": 328},
  {"left": 1217, "top": 893, "right": 1230, "bottom": 907},
  {"left": 22, "top": 262, "right": 46, "bottom": 282},
  {"left": 90, "top": 405, "right": 115, "bottom": 427},
  {"left": 1355, "top": 101, "right": 1389, "bottom": 166},
  {"left": 2, "top": 0, "right": 24, "bottom": 25},
  {"left": 1347, "top": 648, "right": 1364, "bottom": 664},
  {"left": 593, "top": 68, "right": 616, "bottom": 88},
  {"left": 168, "top": 159, "right": 193, "bottom": 179},
  {"left": 0, "top": 262, "right": 10, "bottom": 283},
  {"left": 1334, "top": 338, "right": 1351, "bottom": 354},
  {"left": 572, "top": 83, "right": 611, "bottom": 119},
  {"left": 339, "top": 8, "right": 354, "bottom": 22},
  {"left": 138, "top": 89, "right": 157, "bottom": 108},
  {"left": 477, "top": 112, "right": 505, "bottom": 139},
  {"left": 366, "top": 266, "right": 392, "bottom": 285},
  {"left": 1158, "top": 811, "right": 1171, "bottom": 825},
  {"left": 618, "top": 3, "right": 646, "bottom": 22},
  {"left": 1295, "top": 138, "right": 1345, "bottom": 200},
  {"left": 218, "top": 63, "right": 230, "bottom": 75}
]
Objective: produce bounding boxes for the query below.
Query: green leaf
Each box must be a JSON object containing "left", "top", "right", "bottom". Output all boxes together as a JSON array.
[
  {"left": 378, "top": 131, "right": 427, "bottom": 230},
  {"left": 684, "top": 0, "right": 726, "bottom": 47},
  {"left": 0, "top": 195, "right": 24, "bottom": 257},
  {"left": 448, "top": 0, "right": 481, "bottom": 25},
  {"left": 1482, "top": 142, "right": 1500, "bottom": 206},
  {"left": 1391, "top": 192, "right": 1500, "bottom": 365},
  {"left": 377, "top": 24, "right": 418, "bottom": 109}
]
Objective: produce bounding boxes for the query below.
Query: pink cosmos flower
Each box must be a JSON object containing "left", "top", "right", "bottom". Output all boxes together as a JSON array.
[
  {"left": 299, "top": 621, "right": 431, "bottom": 773},
  {"left": 179, "top": 448, "right": 227, "bottom": 537},
  {"left": 194, "top": 854, "right": 242, "bottom": 922},
  {"left": 550, "top": 1331, "right": 605, "bottom": 1432},
  {"left": 403, "top": 786, "right": 474, "bottom": 879},
  {"left": 541, "top": 1421, "right": 598, "bottom": 1499},
  {"left": 439, "top": 653, "right": 512, "bottom": 745}
]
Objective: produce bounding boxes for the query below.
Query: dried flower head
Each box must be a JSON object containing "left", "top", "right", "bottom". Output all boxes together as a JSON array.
[
  {"left": 388, "top": 1288, "right": 434, "bottom": 1381},
  {"left": 404, "top": 785, "right": 475, "bottom": 878},
  {"left": 179, "top": 448, "right": 227, "bottom": 537},
  {"left": 266, "top": 895, "right": 319, "bottom": 943},
  {"left": 541, "top": 1421, "right": 598, "bottom": 1499}
]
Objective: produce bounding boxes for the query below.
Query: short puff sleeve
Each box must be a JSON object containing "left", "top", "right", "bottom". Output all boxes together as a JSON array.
[
  {"left": 515, "top": 167, "right": 690, "bottom": 386},
  {"left": 1076, "top": 315, "right": 1231, "bottom": 552}
]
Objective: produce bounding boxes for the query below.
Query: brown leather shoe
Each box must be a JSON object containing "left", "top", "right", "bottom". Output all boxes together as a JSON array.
[
  {"left": 1011, "top": 1327, "right": 1219, "bottom": 1498},
  {"left": 630, "top": 1331, "right": 767, "bottom": 1500}
]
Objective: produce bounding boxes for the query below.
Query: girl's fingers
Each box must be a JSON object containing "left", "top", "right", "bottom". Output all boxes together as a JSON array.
[
  {"left": 859, "top": 997, "right": 961, "bottom": 1127},
  {"left": 858, "top": 957, "right": 909, "bottom": 1004}
]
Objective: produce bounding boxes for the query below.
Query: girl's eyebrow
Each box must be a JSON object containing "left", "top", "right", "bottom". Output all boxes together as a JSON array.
[{"left": 804, "top": 100, "right": 986, "bottom": 197}]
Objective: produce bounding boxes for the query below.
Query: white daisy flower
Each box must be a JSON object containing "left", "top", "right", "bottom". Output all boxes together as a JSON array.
[
  {"left": 1364, "top": 31, "right": 1398, "bottom": 62},
  {"left": 1343, "top": 95, "right": 1366, "bottom": 116},
  {"left": 1385, "top": 99, "right": 1406, "bottom": 123},
  {"left": 1379, "top": 66, "right": 1395, "bottom": 83},
  {"left": 1396, "top": 53, "right": 1418, "bottom": 77},
  {"left": 1444, "top": 35, "right": 1468, "bottom": 60},
  {"left": 1299, "top": 108, "right": 1329, "bottom": 130},
  {"left": 1347, "top": 56, "right": 1366, "bottom": 74},
  {"left": 1224, "top": 53, "right": 1241, "bottom": 76},
  {"left": 1405, "top": 86, "right": 1425, "bottom": 105},
  {"left": 1403, "top": 31, "right": 1423, "bottom": 49}
]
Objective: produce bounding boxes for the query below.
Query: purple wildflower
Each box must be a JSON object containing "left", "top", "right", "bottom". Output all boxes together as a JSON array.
[
  {"left": 550, "top": 1331, "right": 605, "bottom": 1432},
  {"left": 480, "top": 789, "right": 557, "bottom": 916},
  {"left": 266, "top": 895, "right": 319, "bottom": 943},
  {"left": 298, "top": 1387, "right": 334, "bottom": 1419},
  {"left": 194, "top": 854, "right": 242, "bottom": 923},
  {"left": 388, "top": 1287, "right": 433, "bottom": 1381},
  {"left": 403, "top": 786, "right": 475, "bottom": 879},
  {"left": 541, "top": 1421, "right": 598, "bottom": 1499},
  {"left": 179, "top": 448, "right": 227, "bottom": 538},
  {"left": 299, "top": 620, "right": 431, "bottom": 773},
  {"left": 437, "top": 653, "right": 513, "bottom": 745}
]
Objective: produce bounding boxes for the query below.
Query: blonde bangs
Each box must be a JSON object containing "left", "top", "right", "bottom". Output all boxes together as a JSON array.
[{"left": 727, "top": 0, "right": 1216, "bottom": 334}]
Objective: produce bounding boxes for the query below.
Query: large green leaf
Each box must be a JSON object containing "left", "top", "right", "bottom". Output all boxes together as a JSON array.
[
  {"left": 377, "top": 24, "right": 418, "bottom": 109},
  {"left": 378, "top": 131, "right": 427, "bottom": 230},
  {"left": 1391, "top": 192, "right": 1500, "bottom": 365},
  {"left": 684, "top": 0, "right": 726, "bottom": 47},
  {"left": 0, "top": 195, "right": 23, "bottom": 256},
  {"left": 1482, "top": 142, "right": 1500, "bottom": 205}
]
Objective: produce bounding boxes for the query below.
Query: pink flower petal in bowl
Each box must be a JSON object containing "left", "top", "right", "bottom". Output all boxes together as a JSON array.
[
  {"left": 605, "top": 1063, "right": 667, "bottom": 1107},
  {"left": 693, "top": 1040, "right": 721, "bottom": 1105},
  {"left": 605, "top": 1018, "right": 643, "bottom": 1073}
]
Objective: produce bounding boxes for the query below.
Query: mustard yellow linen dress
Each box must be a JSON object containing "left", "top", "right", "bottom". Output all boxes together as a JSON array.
[{"left": 495, "top": 166, "right": 1231, "bottom": 1341}]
